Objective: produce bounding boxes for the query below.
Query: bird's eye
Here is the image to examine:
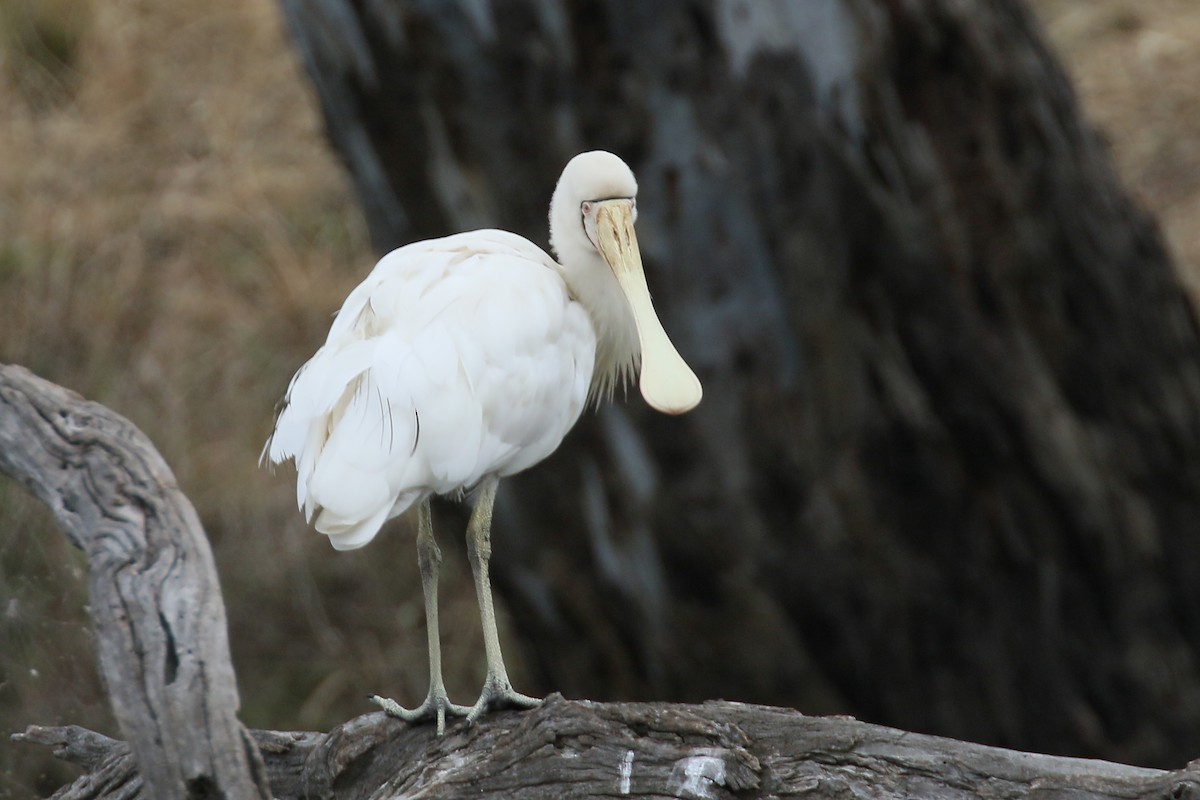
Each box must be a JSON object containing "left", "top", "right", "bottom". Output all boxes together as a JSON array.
[{"left": 581, "top": 201, "right": 594, "bottom": 215}]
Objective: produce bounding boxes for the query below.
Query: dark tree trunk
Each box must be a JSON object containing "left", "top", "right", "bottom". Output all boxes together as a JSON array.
[{"left": 278, "top": 0, "right": 1200, "bottom": 767}]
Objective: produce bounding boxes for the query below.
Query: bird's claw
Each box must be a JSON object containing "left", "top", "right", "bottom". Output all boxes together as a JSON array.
[
  {"left": 370, "top": 692, "right": 470, "bottom": 736},
  {"left": 464, "top": 678, "right": 543, "bottom": 725}
]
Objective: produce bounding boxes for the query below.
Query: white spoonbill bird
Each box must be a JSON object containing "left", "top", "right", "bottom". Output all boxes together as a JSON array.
[{"left": 264, "top": 150, "right": 702, "bottom": 733}]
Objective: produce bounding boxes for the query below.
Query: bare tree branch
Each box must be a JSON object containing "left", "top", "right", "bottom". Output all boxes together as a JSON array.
[
  {"left": 16, "top": 695, "right": 1200, "bottom": 799},
  {"left": 0, "top": 364, "right": 269, "bottom": 799}
]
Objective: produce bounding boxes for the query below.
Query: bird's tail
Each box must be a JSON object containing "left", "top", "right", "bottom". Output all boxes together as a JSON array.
[
  {"left": 314, "top": 503, "right": 390, "bottom": 550},
  {"left": 313, "top": 488, "right": 421, "bottom": 550}
]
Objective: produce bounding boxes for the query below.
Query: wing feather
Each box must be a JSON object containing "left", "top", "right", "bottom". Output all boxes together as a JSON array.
[{"left": 265, "top": 230, "right": 595, "bottom": 549}]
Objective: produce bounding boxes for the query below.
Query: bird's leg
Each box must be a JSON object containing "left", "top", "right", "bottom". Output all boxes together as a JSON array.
[
  {"left": 464, "top": 477, "right": 542, "bottom": 723},
  {"left": 370, "top": 499, "right": 468, "bottom": 735}
]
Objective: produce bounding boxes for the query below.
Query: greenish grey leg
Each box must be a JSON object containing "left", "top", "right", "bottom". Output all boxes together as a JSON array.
[
  {"left": 371, "top": 498, "right": 468, "bottom": 735},
  {"left": 464, "top": 477, "right": 542, "bottom": 724}
]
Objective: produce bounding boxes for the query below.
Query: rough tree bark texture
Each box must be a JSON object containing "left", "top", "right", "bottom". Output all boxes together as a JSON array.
[
  {"left": 0, "top": 365, "right": 269, "bottom": 798},
  {"left": 279, "top": 0, "right": 1200, "bottom": 768},
  {"left": 19, "top": 696, "right": 1200, "bottom": 799}
]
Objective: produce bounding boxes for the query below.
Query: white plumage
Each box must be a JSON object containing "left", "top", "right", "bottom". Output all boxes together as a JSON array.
[
  {"left": 264, "top": 150, "right": 701, "bottom": 732},
  {"left": 266, "top": 230, "right": 595, "bottom": 550}
]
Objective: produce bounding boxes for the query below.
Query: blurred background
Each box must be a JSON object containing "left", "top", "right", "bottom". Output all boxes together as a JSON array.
[{"left": 1, "top": 0, "right": 1198, "bottom": 795}]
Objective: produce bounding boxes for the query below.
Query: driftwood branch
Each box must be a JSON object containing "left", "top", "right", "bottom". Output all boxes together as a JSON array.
[
  {"left": 0, "top": 364, "right": 269, "bottom": 799},
  {"left": 6, "top": 364, "right": 1200, "bottom": 799},
  {"left": 16, "top": 695, "right": 1200, "bottom": 799}
]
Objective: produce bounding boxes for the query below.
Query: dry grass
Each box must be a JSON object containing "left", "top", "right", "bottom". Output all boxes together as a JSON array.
[
  {"left": 1031, "top": 0, "right": 1200, "bottom": 289},
  {"left": 0, "top": 0, "right": 1196, "bottom": 795}
]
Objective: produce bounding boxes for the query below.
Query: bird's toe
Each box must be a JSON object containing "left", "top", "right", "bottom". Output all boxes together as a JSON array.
[
  {"left": 370, "top": 692, "right": 469, "bottom": 735},
  {"left": 464, "top": 681, "right": 543, "bottom": 725}
]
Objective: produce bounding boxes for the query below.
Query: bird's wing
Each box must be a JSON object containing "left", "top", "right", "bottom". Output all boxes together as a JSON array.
[{"left": 266, "top": 230, "right": 594, "bottom": 549}]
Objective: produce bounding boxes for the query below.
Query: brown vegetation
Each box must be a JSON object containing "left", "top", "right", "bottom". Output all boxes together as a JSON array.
[{"left": 1035, "top": 0, "right": 1199, "bottom": 287}]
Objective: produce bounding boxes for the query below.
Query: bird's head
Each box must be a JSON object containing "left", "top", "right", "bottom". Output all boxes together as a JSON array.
[
  {"left": 549, "top": 151, "right": 701, "bottom": 415},
  {"left": 549, "top": 150, "right": 639, "bottom": 263}
]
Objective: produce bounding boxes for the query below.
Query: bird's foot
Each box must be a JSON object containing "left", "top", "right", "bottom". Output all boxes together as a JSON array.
[
  {"left": 465, "top": 676, "right": 542, "bottom": 725},
  {"left": 370, "top": 690, "right": 470, "bottom": 736}
]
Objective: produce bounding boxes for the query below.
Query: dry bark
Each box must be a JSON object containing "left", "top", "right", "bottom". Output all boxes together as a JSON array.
[
  {"left": 0, "top": 364, "right": 269, "bottom": 798},
  {"left": 17, "top": 695, "right": 1200, "bottom": 800},
  {"left": 277, "top": 0, "right": 1200, "bottom": 766}
]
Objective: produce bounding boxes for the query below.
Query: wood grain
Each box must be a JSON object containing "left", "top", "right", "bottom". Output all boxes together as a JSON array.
[
  {"left": 0, "top": 364, "right": 268, "bottom": 799},
  {"left": 17, "top": 695, "right": 1200, "bottom": 799}
]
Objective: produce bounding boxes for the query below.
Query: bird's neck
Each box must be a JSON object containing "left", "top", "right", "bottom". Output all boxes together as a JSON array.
[{"left": 559, "top": 251, "right": 641, "bottom": 402}]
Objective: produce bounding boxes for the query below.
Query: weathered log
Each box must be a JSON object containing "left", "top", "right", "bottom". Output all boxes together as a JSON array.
[
  {"left": 0, "top": 364, "right": 269, "bottom": 798},
  {"left": 16, "top": 695, "right": 1200, "bottom": 799}
]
